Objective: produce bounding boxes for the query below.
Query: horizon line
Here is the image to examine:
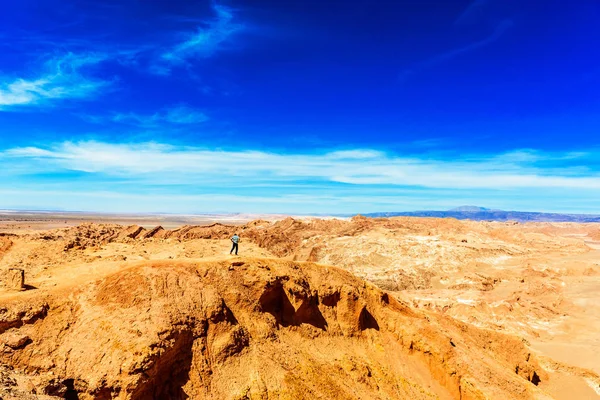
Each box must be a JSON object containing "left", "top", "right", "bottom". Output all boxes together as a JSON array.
[{"left": 2, "top": 207, "right": 600, "bottom": 218}]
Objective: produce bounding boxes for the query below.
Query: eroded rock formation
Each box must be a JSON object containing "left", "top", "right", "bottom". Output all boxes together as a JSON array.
[{"left": 0, "top": 259, "right": 552, "bottom": 399}]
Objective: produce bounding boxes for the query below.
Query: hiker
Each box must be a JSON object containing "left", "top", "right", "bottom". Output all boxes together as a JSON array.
[{"left": 230, "top": 233, "right": 240, "bottom": 255}]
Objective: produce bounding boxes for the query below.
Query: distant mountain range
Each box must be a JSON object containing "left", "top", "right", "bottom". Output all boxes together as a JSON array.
[{"left": 363, "top": 206, "right": 600, "bottom": 223}]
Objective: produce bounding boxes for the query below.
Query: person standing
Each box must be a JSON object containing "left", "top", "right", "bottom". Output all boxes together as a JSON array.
[{"left": 230, "top": 233, "right": 240, "bottom": 255}]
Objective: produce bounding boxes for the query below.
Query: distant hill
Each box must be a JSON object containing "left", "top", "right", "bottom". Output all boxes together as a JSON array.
[
  {"left": 363, "top": 207, "right": 600, "bottom": 222},
  {"left": 448, "top": 206, "right": 491, "bottom": 212}
]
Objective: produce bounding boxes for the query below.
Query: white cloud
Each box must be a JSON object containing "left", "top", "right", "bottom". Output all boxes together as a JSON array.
[
  {"left": 3, "top": 141, "right": 600, "bottom": 191},
  {"left": 155, "top": 4, "right": 243, "bottom": 73},
  {"left": 0, "top": 53, "right": 109, "bottom": 110}
]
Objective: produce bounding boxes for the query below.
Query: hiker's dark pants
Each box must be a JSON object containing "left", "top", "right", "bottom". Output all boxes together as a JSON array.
[{"left": 230, "top": 242, "right": 238, "bottom": 255}]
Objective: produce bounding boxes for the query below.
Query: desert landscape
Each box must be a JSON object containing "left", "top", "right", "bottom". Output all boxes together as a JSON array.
[
  {"left": 0, "top": 213, "right": 598, "bottom": 399},
  {"left": 3, "top": 0, "right": 598, "bottom": 398}
]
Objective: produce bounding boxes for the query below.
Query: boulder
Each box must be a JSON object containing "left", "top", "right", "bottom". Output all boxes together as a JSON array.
[{"left": 6, "top": 269, "right": 25, "bottom": 291}]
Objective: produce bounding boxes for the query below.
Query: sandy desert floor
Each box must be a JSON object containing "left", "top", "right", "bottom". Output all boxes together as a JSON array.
[{"left": 0, "top": 213, "right": 599, "bottom": 399}]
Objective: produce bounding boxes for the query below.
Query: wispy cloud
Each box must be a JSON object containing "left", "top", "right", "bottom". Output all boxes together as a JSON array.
[
  {"left": 163, "top": 105, "right": 210, "bottom": 124},
  {"left": 3, "top": 141, "right": 599, "bottom": 190},
  {"left": 400, "top": 0, "right": 513, "bottom": 83},
  {"left": 2, "top": 3, "right": 247, "bottom": 87},
  {"left": 80, "top": 105, "right": 209, "bottom": 127},
  {"left": 153, "top": 4, "right": 243, "bottom": 74},
  {"left": 455, "top": 0, "right": 492, "bottom": 25},
  {"left": 0, "top": 53, "right": 110, "bottom": 110},
  {"left": 425, "top": 19, "right": 513, "bottom": 67},
  {"left": 399, "top": 19, "right": 513, "bottom": 82},
  {"left": 0, "top": 187, "right": 470, "bottom": 214}
]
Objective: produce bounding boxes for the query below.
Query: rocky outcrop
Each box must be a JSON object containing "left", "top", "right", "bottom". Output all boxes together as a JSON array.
[
  {"left": 0, "top": 236, "right": 12, "bottom": 263},
  {"left": 0, "top": 301, "right": 49, "bottom": 335},
  {"left": 138, "top": 226, "right": 164, "bottom": 239},
  {"left": 0, "top": 258, "right": 552, "bottom": 399}
]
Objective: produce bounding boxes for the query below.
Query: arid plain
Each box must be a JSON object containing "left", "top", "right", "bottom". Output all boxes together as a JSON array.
[{"left": 0, "top": 212, "right": 599, "bottom": 399}]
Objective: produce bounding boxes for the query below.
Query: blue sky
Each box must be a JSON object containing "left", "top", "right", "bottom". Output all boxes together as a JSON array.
[{"left": 1, "top": 0, "right": 599, "bottom": 214}]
